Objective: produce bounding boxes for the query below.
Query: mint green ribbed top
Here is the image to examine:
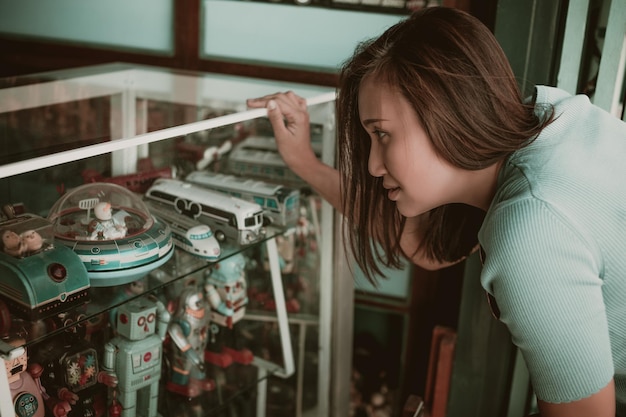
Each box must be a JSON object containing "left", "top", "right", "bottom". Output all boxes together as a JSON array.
[{"left": 478, "top": 86, "right": 626, "bottom": 412}]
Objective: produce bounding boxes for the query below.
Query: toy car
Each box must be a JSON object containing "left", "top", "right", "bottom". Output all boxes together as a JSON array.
[{"left": 0, "top": 211, "right": 90, "bottom": 333}]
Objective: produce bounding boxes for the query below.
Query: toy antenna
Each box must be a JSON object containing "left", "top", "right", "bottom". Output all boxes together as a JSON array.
[{"left": 78, "top": 197, "right": 100, "bottom": 224}]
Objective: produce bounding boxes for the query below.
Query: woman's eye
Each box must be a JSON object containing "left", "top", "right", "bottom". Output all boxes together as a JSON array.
[{"left": 373, "top": 129, "right": 387, "bottom": 140}]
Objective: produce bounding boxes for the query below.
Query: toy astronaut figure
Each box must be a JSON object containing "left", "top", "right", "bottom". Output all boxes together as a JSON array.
[
  {"left": 203, "top": 253, "right": 253, "bottom": 367},
  {"left": 6, "top": 342, "right": 71, "bottom": 417},
  {"left": 2, "top": 228, "right": 47, "bottom": 258},
  {"left": 89, "top": 202, "right": 127, "bottom": 240},
  {"left": 165, "top": 287, "right": 215, "bottom": 398},
  {"left": 2, "top": 229, "right": 25, "bottom": 257},
  {"left": 20, "top": 229, "right": 46, "bottom": 256},
  {"left": 102, "top": 297, "right": 170, "bottom": 417}
]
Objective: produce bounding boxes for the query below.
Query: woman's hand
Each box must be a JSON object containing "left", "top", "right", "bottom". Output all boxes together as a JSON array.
[
  {"left": 247, "top": 91, "right": 343, "bottom": 212},
  {"left": 246, "top": 91, "right": 317, "bottom": 172}
]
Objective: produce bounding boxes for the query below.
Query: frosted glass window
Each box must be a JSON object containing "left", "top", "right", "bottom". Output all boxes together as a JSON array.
[
  {"left": 201, "top": 0, "right": 404, "bottom": 71},
  {"left": 0, "top": 0, "right": 174, "bottom": 54}
]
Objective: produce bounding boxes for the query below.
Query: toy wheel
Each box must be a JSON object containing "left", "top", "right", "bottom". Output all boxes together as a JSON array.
[
  {"left": 215, "top": 230, "right": 226, "bottom": 242},
  {"left": 0, "top": 299, "right": 11, "bottom": 337}
]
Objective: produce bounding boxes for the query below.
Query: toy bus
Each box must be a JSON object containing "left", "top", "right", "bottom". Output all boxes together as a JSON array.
[
  {"left": 226, "top": 136, "right": 322, "bottom": 187},
  {"left": 144, "top": 200, "right": 221, "bottom": 261},
  {"left": 185, "top": 171, "right": 300, "bottom": 228},
  {"left": 144, "top": 178, "right": 265, "bottom": 246}
]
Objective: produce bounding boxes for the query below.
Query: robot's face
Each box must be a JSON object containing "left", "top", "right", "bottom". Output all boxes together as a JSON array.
[
  {"left": 116, "top": 299, "right": 157, "bottom": 340},
  {"left": 184, "top": 292, "right": 206, "bottom": 319},
  {"left": 212, "top": 254, "right": 245, "bottom": 284},
  {"left": 128, "top": 280, "right": 145, "bottom": 295},
  {"left": 5, "top": 347, "right": 27, "bottom": 382}
]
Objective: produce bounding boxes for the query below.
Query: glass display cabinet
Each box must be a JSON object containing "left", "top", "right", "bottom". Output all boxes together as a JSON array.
[{"left": 0, "top": 63, "right": 339, "bottom": 417}]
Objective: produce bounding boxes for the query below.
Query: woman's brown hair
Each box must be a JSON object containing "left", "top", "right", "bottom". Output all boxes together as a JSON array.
[{"left": 337, "top": 6, "right": 553, "bottom": 282}]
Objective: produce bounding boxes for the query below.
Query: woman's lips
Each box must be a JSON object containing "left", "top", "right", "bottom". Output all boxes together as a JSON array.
[{"left": 387, "top": 187, "right": 400, "bottom": 201}]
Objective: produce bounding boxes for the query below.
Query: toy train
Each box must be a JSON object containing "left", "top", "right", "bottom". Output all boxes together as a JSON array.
[{"left": 144, "top": 200, "right": 221, "bottom": 261}]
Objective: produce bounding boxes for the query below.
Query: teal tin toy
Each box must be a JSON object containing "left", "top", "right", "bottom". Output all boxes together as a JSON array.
[
  {"left": 0, "top": 210, "right": 90, "bottom": 331},
  {"left": 47, "top": 182, "right": 174, "bottom": 287}
]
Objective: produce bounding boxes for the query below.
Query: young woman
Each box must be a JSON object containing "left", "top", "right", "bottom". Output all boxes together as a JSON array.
[{"left": 247, "top": 6, "right": 626, "bottom": 417}]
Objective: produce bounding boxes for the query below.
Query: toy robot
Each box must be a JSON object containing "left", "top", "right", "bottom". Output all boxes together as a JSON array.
[
  {"left": 102, "top": 297, "right": 170, "bottom": 417},
  {"left": 203, "top": 253, "right": 253, "bottom": 367},
  {"left": 256, "top": 233, "right": 302, "bottom": 313},
  {"left": 295, "top": 204, "right": 317, "bottom": 256},
  {"left": 108, "top": 279, "right": 147, "bottom": 330},
  {"left": 5, "top": 340, "right": 71, "bottom": 417},
  {"left": 195, "top": 139, "right": 233, "bottom": 170},
  {"left": 32, "top": 331, "right": 118, "bottom": 417},
  {"left": 165, "top": 287, "right": 215, "bottom": 398}
]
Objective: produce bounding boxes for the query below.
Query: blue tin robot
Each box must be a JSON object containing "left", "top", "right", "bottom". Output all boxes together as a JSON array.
[
  {"left": 102, "top": 297, "right": 169, "bottom": 417},
  {"left": 203, "top": 253, "right": 253, "bottom": 367}
]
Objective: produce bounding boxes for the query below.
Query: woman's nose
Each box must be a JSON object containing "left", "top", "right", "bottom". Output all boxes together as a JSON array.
[{"left": 368, "top": 144, "right": 386, "bottom": 178}]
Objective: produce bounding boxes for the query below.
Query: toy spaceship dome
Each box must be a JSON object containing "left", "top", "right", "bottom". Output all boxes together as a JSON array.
[{"left": 47, "top": 182, "right": 155, "bottom": 240}]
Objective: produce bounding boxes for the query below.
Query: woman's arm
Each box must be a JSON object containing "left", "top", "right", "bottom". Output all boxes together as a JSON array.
[
  {"left": 247, "top": 92, "right": 342, "bottom": 212},
  {"left": 247, "top": 92, "right": 462, "bottom": 271},
  {"left": 536, "top": 379, "right": 615, "bottom": 417}
]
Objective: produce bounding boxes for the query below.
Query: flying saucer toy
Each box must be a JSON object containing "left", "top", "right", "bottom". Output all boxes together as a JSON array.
[{"left": 47, "top": 182, "right": 174, "bottom": 287}]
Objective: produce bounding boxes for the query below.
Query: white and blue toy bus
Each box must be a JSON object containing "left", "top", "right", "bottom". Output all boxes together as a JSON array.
[
  {"left": 226, "top": 136, "right": 322, "bottom": 187},
  {"left": 145, "top": 178, "right": 264, "bottom": 246},
  {"left": 185, "top": 171, "right": 300, "bottom": 228}
]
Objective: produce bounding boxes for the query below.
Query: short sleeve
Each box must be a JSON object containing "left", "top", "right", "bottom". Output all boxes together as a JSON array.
[{"left": 479, "top": 198, "right": 613, "bottom": 402}]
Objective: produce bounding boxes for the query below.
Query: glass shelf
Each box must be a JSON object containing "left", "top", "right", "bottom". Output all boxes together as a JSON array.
[{"left": 0, "top": 226, "right": 284, "bottom": 349}]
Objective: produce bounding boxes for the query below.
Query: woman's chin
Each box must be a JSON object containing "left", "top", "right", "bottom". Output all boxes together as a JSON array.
[{"left": 395, "top": 200, "right": 430, "bottom": 218}]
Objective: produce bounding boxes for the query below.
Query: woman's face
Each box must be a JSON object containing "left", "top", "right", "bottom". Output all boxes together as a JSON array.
[{"left": 358, "top": 76, "right": 462, "bottom": 217}]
